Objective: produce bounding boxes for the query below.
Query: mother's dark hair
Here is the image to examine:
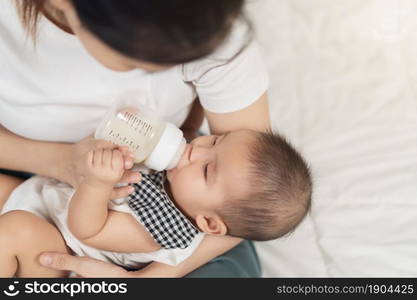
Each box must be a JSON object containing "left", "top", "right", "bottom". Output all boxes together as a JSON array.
[{"left": 17, "top": 0, "right": 252, "bottom": 64}]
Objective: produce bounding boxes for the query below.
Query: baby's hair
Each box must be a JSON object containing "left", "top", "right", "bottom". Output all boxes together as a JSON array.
[{"left": 219, "top": 129, "right": 312, "bottom": 241}]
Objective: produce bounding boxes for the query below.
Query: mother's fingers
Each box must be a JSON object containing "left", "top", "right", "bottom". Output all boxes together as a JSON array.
[
  {"left": 39, "top": 252, "right": 82, "bottom": 272},
  {"left": 39, "top": 252, "right": 129, "bottom": 278}
]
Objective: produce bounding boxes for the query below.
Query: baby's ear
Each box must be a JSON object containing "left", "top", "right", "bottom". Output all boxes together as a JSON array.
[{"left": 195, "top": 214, "right": 227, "bottom": 236}]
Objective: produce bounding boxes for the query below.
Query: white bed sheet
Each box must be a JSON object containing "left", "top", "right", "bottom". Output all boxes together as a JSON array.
[{"left": 249, "top": 0, "right": 417, "bottom": 277}]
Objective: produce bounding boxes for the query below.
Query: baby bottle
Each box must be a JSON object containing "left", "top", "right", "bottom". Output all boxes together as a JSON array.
[{"left": 95, "top": 97, "right": 186, "bottom": 171}]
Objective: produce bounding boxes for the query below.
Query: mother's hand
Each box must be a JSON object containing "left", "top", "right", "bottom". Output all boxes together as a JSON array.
[
  {"left": 57, "top": 134, "right": 141, "bottom": 199},
  {"left": 39, "top": 252, "right": 133, "bottom": 278}
]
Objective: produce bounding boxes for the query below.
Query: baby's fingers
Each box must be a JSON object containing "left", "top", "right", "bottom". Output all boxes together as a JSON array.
[
  {"left": 115, "top": 146, "right": 135, "bottom": 169},
  {"left": 92, "top": 149, "right": 103, "bottom": 166},
  {"left": 86, "top": 150, "right": 94, "bottom": 167},
  {"left": 112, "top": 149, "right": 124, "bottom": 171},
  {"left": 116, "top": 145, "right": 130, "bottom": 156},
  {"left": 119, "top": 170, "right": 142, "bottom": 184},
  {"left": 102, "top": 149, "right": 113, "bottom": 167},
  {"left": 123, "top": 155, "right": 134, "bottom": 170},
  {"left": 110, "top": 185, "right": 135, "bottom": 200}
]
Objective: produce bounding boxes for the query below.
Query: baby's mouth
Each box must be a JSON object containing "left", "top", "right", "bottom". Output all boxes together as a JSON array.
[{"left": 169, "top": 144, "right": 192, "bottom": 176}]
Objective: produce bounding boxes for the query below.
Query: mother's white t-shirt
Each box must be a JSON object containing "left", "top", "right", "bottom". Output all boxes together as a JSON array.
[{"left": 0, "top": 0, "right": 268, "bottom": 143}]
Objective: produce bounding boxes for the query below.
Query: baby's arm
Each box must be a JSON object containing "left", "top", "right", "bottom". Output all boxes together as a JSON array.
[
  {"left": 67, "top": 148, "right": 160, "bottom": 253},
  {"left": 68, "top": 148, "right": 122, "bottom": 239}
]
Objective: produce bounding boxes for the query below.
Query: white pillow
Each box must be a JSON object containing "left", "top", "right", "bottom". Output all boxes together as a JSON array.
[{"left": 250, "top": 0, "right": 417, "bottom": 276}]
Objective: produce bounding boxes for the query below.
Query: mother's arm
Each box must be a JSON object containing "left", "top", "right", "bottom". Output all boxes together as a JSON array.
[
  {"left": 38, "top": 234, "right": 242, "bottom": 277},
  {"left": 180, "top": 92, "right": 270, "bottom": 141},
  {"left": 205, "top": 92, "right": 271, "bottom": 134},
  {"left": 0, "top": 125, "right": 70, "bottom": 181},
  {"left": 134, "top": 235, "right": 243, "bottom": 277},
  {"left": 0, "top": 126, "right": 138, "bottom": 199}
]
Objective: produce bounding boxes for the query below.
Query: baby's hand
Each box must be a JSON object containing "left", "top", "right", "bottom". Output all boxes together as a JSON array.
[{"left": 84, "top": 148, "right": 125, "bottom": 188}]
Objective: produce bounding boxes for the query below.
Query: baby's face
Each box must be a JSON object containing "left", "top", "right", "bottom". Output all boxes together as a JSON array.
[{"left": 166, "top": 129, "right": 255, "bottom": 220}]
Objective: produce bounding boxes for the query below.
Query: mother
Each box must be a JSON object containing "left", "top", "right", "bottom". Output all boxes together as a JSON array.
[{"left": 0, "top": 0, "right": 270, "bottom": 277}]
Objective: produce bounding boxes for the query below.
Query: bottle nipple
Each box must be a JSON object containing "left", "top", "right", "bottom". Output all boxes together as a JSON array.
[{"left": 144, "top": 123, "right": 186, "bottom": 171}]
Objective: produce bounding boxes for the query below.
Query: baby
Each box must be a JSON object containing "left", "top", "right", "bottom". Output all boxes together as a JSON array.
[{"left": 0, "top": 129, "right": 312, "bottom": 277}]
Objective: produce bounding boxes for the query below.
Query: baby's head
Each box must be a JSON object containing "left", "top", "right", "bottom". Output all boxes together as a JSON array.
[{"left": 166, "top": 129, "right": 312, "bottom": 241}]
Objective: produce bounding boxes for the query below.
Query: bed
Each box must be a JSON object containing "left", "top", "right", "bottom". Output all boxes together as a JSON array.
[{"left": 248, "top": 0, "right": 417, "bottom": 277}]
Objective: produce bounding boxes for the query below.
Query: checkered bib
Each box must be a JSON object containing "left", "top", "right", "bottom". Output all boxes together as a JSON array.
[{"left": 127, "top": 172, "right": 199, "bottom": 249}]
